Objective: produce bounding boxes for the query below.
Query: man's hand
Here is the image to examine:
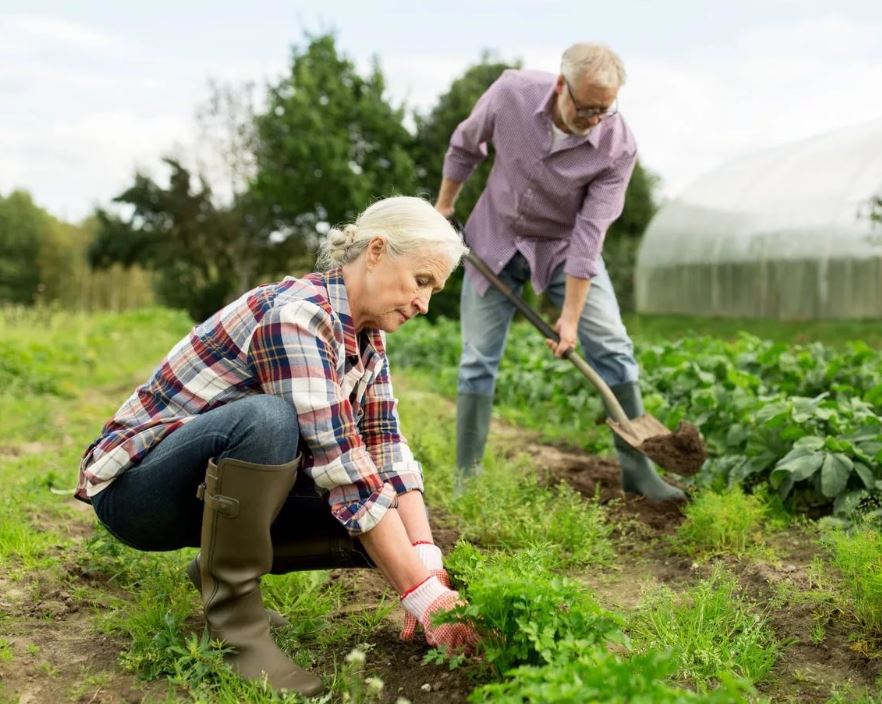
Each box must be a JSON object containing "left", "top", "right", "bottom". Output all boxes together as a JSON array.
[
  {"left": 547, "top": 314, "right": 579, "bottom": 358},
  {"left": 435, "top": 177, "right": 464, "bottom": 220}
]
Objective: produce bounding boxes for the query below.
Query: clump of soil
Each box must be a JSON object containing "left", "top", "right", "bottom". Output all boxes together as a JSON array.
[{"left": 640, "top": 421, "right": 706, "bottom": 476}]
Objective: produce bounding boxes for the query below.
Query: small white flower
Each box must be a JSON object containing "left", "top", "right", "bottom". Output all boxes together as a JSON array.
[
  {"left": 345, "top": 648, "right": 366, "bottom": 665},
  {"left": 365, "top": 676, "right": 384, "bottom": 694},
  {"left": 395, "top": 698, "right": 412, "bottom": 704}
]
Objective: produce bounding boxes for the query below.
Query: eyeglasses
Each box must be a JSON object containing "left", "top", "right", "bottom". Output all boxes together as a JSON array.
[{"left": 564, "top": 79, "right": 618, "bottom": 120}]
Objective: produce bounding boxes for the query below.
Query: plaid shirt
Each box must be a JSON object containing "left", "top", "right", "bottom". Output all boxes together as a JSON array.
[
  {"left": 443, "top": 69, "right": 637, "bottom": 296},
  {"left": 77, "top": 269, "right": 423, "bottom": 535}
]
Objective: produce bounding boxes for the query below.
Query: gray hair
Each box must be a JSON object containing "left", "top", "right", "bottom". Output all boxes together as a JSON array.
[
  {"left": 560, "top": 43, "right": 626, "bottom": 88},
  {"left": 317, "top": 196, "right": 469, "bottom": 271}
]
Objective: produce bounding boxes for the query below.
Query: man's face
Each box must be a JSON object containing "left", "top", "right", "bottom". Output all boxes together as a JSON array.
[{"left": 555, "top": 74, "right": 619, "bottom": 136}]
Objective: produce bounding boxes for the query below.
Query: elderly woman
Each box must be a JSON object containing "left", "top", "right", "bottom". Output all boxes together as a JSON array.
[{"left": 77, "top": 196, "right": 478, "bottom": 696}]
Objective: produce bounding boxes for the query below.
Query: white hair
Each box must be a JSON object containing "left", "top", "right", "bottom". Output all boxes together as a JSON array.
[
  {"left": 560, "top": 43, "right": 626, "bottom": 88},
  {"left": 317, "top": 196, "right": 469, "bottom": 271}
]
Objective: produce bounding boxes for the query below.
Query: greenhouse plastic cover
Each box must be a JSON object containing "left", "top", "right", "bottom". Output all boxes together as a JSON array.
[{"left": 635, "top": 118, "right": 882, "bottom": 319}]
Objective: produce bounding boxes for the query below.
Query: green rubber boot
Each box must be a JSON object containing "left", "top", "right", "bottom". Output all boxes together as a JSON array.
[
  {"left": 606, "top": 382, "right": 686, "bottom": 503},
  {"left": 455, "top": 393, "right": 494, "bottom": 493}
]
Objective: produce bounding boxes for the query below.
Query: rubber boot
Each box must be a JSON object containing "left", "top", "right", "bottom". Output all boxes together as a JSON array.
[
  {"left": 198, "top": 456, "right": 323, "bottom": 696},
  {"left": 186, "top": 556, "right": 290, "bottom": 629},
  {"left": 455, "top": 393, "right": 494, "bottom": 492},
  {"left": 605, "top": 382, "right": 686, "bottom": 503}
]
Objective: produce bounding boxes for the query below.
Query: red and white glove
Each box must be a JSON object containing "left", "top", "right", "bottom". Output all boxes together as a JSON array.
[
  {"left": 400, "top": 576, "right": 479, "bottom": 655},
  {"left": 400, "top": 542, "right": 451, "bottom": 641}
]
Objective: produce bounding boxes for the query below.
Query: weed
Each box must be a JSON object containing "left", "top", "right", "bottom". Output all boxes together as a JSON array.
[
  {"left": 821, "top": 523, "right": 882, "bottom": 636},
  {"left": 0, "top": 639, "right": 11, "bottom": 662},
  {"left": 674, "top": 486, "right": 767, "bottom": 558},
  {"left": 630, "top": 565, "right": 779, "bottom": 690},
  {"left": 451, "top": 453, "right": 613, "bottom": 567}
]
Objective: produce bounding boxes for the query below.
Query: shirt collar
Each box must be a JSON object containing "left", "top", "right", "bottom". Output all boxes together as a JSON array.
[
  {"left": 535, "top": 78, "right": 602, "bottom": 149},
  {"left": 322, "top": 268, "right": 386, "bottom": 359},
  {"left": 323, "top": 268, "right": 359, "bottom": 358}
]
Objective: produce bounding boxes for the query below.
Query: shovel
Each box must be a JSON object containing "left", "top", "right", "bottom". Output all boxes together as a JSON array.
[{"left": 462, "top": 250, "right": 707, "bottom": 476}]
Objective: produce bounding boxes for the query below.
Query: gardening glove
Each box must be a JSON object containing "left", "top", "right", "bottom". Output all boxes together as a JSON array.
[
  {"left": 400, "top": 541, "right": 451, "bottom": 641},
  {"left": 400, "top": 576, "right": 479, "bottom": 655}
]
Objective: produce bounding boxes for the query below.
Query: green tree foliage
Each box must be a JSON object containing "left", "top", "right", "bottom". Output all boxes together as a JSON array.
[
  {"left": 0, "top": 190, "right": 50, "bottom": 303},
  {"left": 253, "top": 33, "right": 417, "bottom": 244},
  {"left": 602, "top": 161, "right": 660, "bottom": 312},
  {"left": 411, "top": 54, "right": 516, "bottom": 320},
  {"left": 89, "top": 159, "right": 240, "bottom": 321}
]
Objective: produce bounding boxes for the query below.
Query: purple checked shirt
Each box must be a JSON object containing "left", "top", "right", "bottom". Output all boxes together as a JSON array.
[{"left": 443, "top": 69, "right": 637, "bottom": 296}]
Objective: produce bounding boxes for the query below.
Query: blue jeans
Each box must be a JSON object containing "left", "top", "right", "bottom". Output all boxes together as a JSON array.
[
  {"left": 91, "top": 395, "right": 338, "bottom": 552},
  {"left": 458, "top": 252, "right": 638, "bottom": 396}
]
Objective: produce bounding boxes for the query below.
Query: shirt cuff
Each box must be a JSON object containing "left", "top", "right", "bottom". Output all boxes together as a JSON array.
[
  {"left": 563, "top": 257, "right": 600, "bottom": 280},
  {"left": 377, "top": 458, "right": 424, "bottom": 496},
  {"left": 442, "top": 156, "right": 477, "bottom": 184},
  {"left": 331, "top": 482, "right": 398, "bottom": 536}
]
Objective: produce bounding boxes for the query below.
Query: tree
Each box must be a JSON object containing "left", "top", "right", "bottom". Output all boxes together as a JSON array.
[
  {"left": 0, "top": 190, "right": 51, "bottom": 304},
  {"left": 89, "top": 159, "right": 239, "bottom": 321},
  {"left": 411, "top": 54, "right": 518, "bottom": 319},
  {"left": 253, "top": 33, "right": 417, "bottom": 247},
  {"left": 602, "top": 161, "right": 660, "bottom": 312}
]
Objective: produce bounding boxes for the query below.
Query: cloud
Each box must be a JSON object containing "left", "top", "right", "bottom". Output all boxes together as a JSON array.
[
  {"left": 0, "top": 12, "right": 128, "bottom": 58},
  {"left": 624, "top": 14, "right": 882, "bottom": 196}
]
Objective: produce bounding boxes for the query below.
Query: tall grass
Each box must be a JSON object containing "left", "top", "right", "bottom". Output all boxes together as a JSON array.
[
  {"left": 674, "top": 487, "right": 767, "bottom": 558},
  {"left": 822, "top": 524, "right": 882, "bottom": 635},
  {"left": 630, "top": 566, "right": 779, "bottom": 691}
]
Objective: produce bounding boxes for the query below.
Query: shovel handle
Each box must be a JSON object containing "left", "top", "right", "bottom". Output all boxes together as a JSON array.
[{"left": 463, "top": 250, "right": 632, "bottom": 427}]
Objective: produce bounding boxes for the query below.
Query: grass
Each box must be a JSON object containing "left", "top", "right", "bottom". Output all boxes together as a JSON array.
[
  {"left": 822, "top": 523, "right": 882, "bottom": 636},
  {"left": 451, "top": 453, "right": 614, "bottom": 567},
  {"left": 630, "top": 565, "right": 779, "bottom": 691},
  {"left": 622, "top": 313, "right": 882, "bottom": 349},
  {"left": 395, "top": 379, "right": 613, "bottom": 568},
  {"left": 674, "top": 487, "right": 769, "bottom": 559},
  {"left": 2, "top": 305, "right": 879, "bottom": 702}
]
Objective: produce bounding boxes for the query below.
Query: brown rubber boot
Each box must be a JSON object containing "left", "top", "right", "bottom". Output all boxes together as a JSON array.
[
  {"left": 198, "top": 456, "right": 323, "bottom": 696},
  {"left": 186, "top": 555, "right": 291, "bottom": 629}
]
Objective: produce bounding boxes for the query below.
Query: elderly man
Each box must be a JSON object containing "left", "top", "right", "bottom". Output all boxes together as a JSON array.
[{"left": 435, "top": 43, "right": 684, "bottom": 503}]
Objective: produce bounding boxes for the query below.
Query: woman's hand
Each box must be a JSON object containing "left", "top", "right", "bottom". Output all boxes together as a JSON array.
[
  {"left": 400, "top": 541, "right": 451, "bottom": 640},
  {"left": 401, "top": 576, "right": 479, "bottom": 655}
]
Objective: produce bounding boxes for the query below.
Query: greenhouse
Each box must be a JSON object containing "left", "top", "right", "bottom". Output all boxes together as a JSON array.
[{"left": 635, "top": 118, "right": 882, "bottom": 319}]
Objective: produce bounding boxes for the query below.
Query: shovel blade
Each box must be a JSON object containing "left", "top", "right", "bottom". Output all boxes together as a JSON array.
[{"left": 606, "top": 415, "right": 707, "bottom": 476}]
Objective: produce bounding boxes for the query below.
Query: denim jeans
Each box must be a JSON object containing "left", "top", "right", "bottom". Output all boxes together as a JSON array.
[
  {"left": 91, "top": 395, "right": 340, "bottom": 552},
  {"left": 458, "top": 252, "right": 638, "bottom": 396}
]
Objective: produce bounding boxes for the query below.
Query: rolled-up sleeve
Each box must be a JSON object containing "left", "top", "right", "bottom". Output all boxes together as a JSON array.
[
  {"left": 360, "top": 357, "right": 423, "bottom": 496},
  {"left": 442, "top": 72, "right": 507, "bottom": 183},
  {"left": 247, "top": 301, "right": 396, "bottom": 536},
  {"left": 564, "top": 150, "right": 637, "bottom": 280}
]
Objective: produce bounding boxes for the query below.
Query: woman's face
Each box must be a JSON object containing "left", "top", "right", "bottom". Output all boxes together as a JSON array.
[{"left": 355, "top": 239, "right": 453, "bottom": 332}]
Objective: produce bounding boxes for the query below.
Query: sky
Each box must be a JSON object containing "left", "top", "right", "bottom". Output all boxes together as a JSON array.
[{"left": 2, "top": 0, "right": 882, "bottom": 223}]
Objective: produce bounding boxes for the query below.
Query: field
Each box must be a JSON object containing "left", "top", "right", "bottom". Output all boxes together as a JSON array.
[{"left": 1, "top": 307, "right": 881, "bottom": 703}]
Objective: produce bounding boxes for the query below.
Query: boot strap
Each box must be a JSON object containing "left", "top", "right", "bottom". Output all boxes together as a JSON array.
[{"left": 196, "top": 482, "right": 240, "bottom": 517}]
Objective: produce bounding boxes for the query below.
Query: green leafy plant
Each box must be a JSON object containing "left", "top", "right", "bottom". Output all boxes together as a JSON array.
[
  {"left": 445, "top": 545, "right": 624, "bottom": 676},
  {"left": 469, "top": 647, "right": 751, "bottom": 704}
]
